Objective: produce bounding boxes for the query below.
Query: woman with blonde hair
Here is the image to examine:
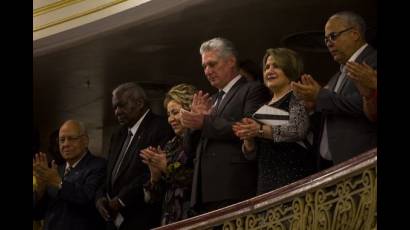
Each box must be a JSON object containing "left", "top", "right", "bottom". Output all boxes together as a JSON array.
[{"left": 140, "top": 83, "right": 199, "bottom": 225}]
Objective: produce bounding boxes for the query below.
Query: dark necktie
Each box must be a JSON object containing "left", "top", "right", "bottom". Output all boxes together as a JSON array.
[
  {"left": 63, "top": 166, "right": 73, "bottom": 178},
  {"left": 214, "top": 90, "right": 225, "bottom": 114},
  {"left": 112, "top": 130, "right": 133, "bottom": 183}
]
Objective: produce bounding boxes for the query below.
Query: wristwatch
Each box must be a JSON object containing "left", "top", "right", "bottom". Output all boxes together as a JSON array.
[{"left": 258, "top": 124, "right": 264, "bottom": 137}]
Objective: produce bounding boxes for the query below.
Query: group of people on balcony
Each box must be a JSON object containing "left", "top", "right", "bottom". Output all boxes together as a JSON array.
[{"left": 33, "top": 11, "right": 376, "bottom": 230}]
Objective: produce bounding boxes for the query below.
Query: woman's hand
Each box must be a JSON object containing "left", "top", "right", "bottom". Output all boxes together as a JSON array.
[
  {"left": 140, "top": 146, "right": 167, "bottom": 183},
  {"left": 232, "top": 117, "right": 259, "bottom": 140}
]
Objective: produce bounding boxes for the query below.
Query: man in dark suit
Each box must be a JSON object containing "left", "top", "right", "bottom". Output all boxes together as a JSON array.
[
  {"left": 33, "top": 120, "right": 106, "bottom": 230},
  {"left": 96, "top": 82, "right": 173, "bottom": 230},
  {"left": 181, "top": 37, "right": 270, "bottom": 213},
  {"left": 292, "top": 11, "right": 377, "bottom": 167}
]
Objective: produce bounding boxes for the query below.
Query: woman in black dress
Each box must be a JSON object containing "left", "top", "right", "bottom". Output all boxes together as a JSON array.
[{"left": 233, "top": 48, "right": 316, "bottom": 194}]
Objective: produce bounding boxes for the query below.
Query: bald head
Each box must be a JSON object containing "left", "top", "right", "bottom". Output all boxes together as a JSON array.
[
  {"left": 60, "top": 120, "right": 88, "bottom": 136},
  {"left": 329, "top": 11, "right": 366, "bottom": 39},
  {"left": 59, "top": 120, "right": 89, "bottom": 165}
]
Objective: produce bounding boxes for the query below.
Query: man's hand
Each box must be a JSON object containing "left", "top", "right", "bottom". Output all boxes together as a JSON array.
[
  {"left": 33, "top": 152, "right": 62, "bottom": 188},
  {"left": 108, "top": 197, "right": 123, "bottom": 218},
  {"left": 180, "top": 109, "right": 205, "bottom": 129},
  {"left": 96, "top": 197, "right": 111, "bottom": 221},
  {"left": 191, "top": 90, "right": 212, "bottom": 115},
  {"left": 292, "top": 74, "right": 321, "bottom": 111},
  {"left": 346, "top": 61, "right": 377, "bottom": 90},
  {"left": 292, "top": 74, "right": 321, "bottom": 101},
  {"left": 346, "top": 61, "right": 377, "bottom": 98}
]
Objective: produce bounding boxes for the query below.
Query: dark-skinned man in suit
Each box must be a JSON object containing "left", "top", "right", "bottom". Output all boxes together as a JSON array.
[{"left": 96, "top": 82, "right": 173, "bottom": 230}]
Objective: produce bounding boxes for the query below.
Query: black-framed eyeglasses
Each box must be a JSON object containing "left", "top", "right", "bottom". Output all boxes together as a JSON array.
[{"left": 324, "top": 27, "right": 354, "bottom": 44}]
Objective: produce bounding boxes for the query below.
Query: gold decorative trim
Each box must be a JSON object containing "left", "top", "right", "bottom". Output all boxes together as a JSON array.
[
  {"left": 33, "top": 0, "right": 128, "bottom": 32},
  {"left": 153, "top": 150, "right": 377, "bottom": 230},
  {"left": 34, "top": 0, "right": 86, "bottom": 17},
  {"left": 217, "top": 167, "right": 377, "bottom": 230}
]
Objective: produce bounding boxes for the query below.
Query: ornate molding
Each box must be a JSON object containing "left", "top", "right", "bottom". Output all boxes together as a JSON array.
[
  {"left": 221, "top": 167, "right": 376, "bottom": 230},
  {"left": 154, "top": 149, "right": 377, "bottom": 230},
  {"left": 34, "top": 0, "right": 85, "bottom": 17},
  {"left": 33, "top": 0, "right": 128, "bottom": 32}
]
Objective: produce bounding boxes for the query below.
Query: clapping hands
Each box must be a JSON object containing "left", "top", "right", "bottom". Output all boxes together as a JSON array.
[{"left": 140, "top": 146, "right": 167, "bottom": 183}]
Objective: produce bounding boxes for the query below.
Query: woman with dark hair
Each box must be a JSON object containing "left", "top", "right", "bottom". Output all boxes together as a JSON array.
[
  {"left": 140, "top": 83, "right": 199, "bottom": 225},
  {"left": 233, "top": 48, "right": 316, "bottom": 194}
]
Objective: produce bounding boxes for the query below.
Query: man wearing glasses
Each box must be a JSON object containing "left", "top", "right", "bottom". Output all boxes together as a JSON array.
[
  {"left": 292, "top": 11, "right": 377, "bottom": 169},
  {"left": 33, "top": 120, "right": 107, "bottom": 230}
]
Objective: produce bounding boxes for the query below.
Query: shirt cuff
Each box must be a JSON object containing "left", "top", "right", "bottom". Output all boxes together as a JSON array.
[{"left": 117, "top": 198, "right": 125, "bottom": 207}]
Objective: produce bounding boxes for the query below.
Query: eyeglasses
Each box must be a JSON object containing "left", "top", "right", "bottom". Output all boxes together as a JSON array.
[
  {"left": 59, "top": 135, "right": 84, "bottom": 144},
  {"left": 324, "top": 27, "right": 353, "bottom": 44}
]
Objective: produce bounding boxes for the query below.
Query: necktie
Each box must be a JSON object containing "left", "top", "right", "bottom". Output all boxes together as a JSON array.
[
  {"left": 112, "top": 130, "right": 133, "bottom": 183},
  {"left": 214, "top": 90, "right": 225, "bottom": 114},
  {"left": 64, "top": 166, "right": 73, "bottom": 178}
]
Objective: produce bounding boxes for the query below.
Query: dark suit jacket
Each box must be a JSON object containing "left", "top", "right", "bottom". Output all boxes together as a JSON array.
[
  {"left": 315, "top": 45, "right": 377, "bottom": 164},
  {"left": 96, "top": 110, "right": 174, "bottom": 230},
  {"left": 34, "top": 152, "right": 106, "bottom": 230},
  {"left": 191, "top": 76, "right": 271, "bottom": 206}
]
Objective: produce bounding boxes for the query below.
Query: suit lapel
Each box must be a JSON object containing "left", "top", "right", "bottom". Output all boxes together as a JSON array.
[
  {"left": 72, "top": 152, "right": 90, "bottom": 171},
  {"left": 329, "top": 71, "right": 341, "bottom": 92},
  {"left": 336, "top": 71, "right": 349, "bottom": 93},
  {"left": 64, "top": 152, "right": 90, "bottom": 180},
  {"left": 58, "top": 164, "right": 65, "bottom": 178},
  {"left": 337, "top": 46, "right": 376, "bottom": 93},
  {"left": 113, "top": 112, "right": 152, "bottom": 182},
  {"left": 107, "top": 128, "right": 128, "bottom": 183},
  {"left": 216, "top": 77, "right": 246, "bottom": 115},
  {"left": 355, "top": 45, "right": 375, "bottom": 64}
]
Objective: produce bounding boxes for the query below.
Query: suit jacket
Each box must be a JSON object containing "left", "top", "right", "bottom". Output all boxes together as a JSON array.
[
  {"left": 34, "top": 151, "right": 106, "bottom": 230},
  {"left": 96, "top": 110, "right": 174, "bottom": 230},
  {"left": 191, "top": 77, "right": 271, "bottom": 206},
  {"left": 315, "top": 45, "right": 377, "bottom": 164}
]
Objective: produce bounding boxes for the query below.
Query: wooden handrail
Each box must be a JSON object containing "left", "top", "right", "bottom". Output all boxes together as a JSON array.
[{"left": 154, "top": 148, "right": 377, "bottom": 230}]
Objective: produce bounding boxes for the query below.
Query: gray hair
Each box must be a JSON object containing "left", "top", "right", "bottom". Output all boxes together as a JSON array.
[
  {"left": 330, "top": 11, "right": 367, "bottom": 39},
  {"left": 112, "top": 82, "right": 147, "bottom": 104},
  {"left": 199, "top": 37, "right": 238, "bottom": 60}
]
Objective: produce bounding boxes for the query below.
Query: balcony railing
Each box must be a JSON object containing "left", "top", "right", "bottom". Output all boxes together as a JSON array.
[{"left": 154, "top": 148, "right": 377, "bottom": 230}]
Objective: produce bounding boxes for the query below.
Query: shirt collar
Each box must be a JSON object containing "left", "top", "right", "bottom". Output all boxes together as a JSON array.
[
  {"left": 66, "top": 150, "right": 87, "bottom": 169},
  {"left": 221, "top": 74, "right": 242, "bottom": 94},
  {"left": 341, "top": 43, "right": 368, "bottom": 72},
  {"left": 129, "top": 109, "right": 150, "bottom": 136}
]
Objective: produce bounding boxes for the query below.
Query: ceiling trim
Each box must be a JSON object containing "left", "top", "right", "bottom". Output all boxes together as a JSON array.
[
  {"left": 34, "top": 0, "right": 85, "bottom": 17},
  {"left": 33, "top": 0, "right": 127, "bottom": 32}
]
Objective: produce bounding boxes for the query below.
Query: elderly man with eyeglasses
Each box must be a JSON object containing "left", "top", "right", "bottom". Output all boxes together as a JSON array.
[
  {"left": 33, "top": 120, "right": 107, "bottom": 230},
  {"left": 291, "top": 11, "right": 377, "bottom": 169}
]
